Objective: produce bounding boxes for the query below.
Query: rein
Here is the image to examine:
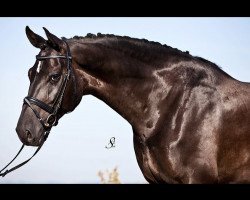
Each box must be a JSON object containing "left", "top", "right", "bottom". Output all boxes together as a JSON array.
[{"left": 0, "top": 39, "right": 72, "bottom": 177}]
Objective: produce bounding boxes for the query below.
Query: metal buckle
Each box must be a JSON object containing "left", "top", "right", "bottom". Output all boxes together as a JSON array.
[{"left": 44, "top": 114, "right": 57, "bottom": 128}]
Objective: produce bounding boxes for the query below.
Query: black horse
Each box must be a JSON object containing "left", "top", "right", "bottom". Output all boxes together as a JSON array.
[{"left": 15, "top": 27, "right": 250, "bottom": 183}]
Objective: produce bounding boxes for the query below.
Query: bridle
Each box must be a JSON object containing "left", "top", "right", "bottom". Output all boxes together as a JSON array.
[
  {"left": 0, "top": 39, "right": 72, "bottom": 177},
  {"left": 25, "top": 42, "right": 72, "bottom": 131}
]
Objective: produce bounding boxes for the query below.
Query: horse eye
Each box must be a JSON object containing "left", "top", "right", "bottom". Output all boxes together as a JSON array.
[{"left": 50, "top": 74, "right": 61, "bottom": 82}]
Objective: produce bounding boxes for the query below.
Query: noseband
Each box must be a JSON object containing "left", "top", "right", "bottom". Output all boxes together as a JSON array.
[{"left": 0, "top": 39, "right": 73, "bottom": 177}]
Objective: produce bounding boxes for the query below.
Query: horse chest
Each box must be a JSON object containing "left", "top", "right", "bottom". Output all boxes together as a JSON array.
[{"left": 134, "top": 135, "right": 177, "bottom": 183}]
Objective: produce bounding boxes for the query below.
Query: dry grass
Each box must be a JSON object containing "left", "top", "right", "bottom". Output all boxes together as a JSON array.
[{"left": 97, "top": 166, "right": 121, "bottom": 184}]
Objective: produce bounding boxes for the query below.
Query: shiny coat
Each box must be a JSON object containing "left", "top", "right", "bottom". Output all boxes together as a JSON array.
[{"left": 16, "top": 27, "right": 250, "bottom": 183}]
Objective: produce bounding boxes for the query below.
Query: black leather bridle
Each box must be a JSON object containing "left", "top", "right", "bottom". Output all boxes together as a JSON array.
[
  {"left": 25, "top": 43, "right": 72, "bottom": 131},
  {"left": 0, "top": 39, "right": 72, "bottom": 177}
]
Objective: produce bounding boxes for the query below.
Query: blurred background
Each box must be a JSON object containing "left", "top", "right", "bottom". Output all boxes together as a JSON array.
[{"left": 0, "top": 17, "right": 250, "bottom": 183}]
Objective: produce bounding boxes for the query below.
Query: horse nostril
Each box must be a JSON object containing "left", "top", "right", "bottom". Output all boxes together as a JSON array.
[{"left": 25, "top": 129, "right": 32, "bottom": 140}]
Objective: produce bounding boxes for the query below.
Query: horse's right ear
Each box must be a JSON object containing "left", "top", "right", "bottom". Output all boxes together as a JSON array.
[{"left": 25, "top": 26, "right": 46, "bottom": 49}]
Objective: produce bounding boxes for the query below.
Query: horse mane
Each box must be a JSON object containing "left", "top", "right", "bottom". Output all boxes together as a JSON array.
[
  {"left": 67, "top": 33, "right": 190, "bottom": 54},
  {"left": 194, "top": 56, "right": 221, "bottom": 69},
  {"left": 66, "top": 33, "right": 221, "bottom": 69}
]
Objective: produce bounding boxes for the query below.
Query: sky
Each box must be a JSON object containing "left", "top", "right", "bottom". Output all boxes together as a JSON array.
[{"left": 0, "top": 17, "right": 250, "bottom": 184}]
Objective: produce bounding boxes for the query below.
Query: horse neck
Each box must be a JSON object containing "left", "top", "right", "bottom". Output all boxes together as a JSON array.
[
  {"left": 71, "top": 40, "right": 167, "bottom": 133},
  {"left": 70, "top": 40, "right": 226, "bottom": 137}
]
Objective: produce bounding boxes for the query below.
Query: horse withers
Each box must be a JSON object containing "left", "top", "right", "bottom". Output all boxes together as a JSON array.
[{"left": 15, "top": 27, "right": 250, "bottom": 183}]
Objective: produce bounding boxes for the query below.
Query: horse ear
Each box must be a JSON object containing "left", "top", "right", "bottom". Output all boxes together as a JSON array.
[
  {"left": 25, "top": 26, "right": 46, "bottom": 49},
  {"left": 43, "top": 27, "right": 65, "bottom": 52}
]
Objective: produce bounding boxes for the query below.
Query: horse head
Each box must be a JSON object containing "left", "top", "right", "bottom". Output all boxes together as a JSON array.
[{"left": 16, "top": 27, "right": 81, "bottom": 146}]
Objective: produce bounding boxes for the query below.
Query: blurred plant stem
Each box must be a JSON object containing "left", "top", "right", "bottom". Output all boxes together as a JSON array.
[{"left": 98, "top": 166, "right": 121, "bottom": 184}]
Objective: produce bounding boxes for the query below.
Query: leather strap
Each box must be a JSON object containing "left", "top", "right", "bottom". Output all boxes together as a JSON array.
[
  {"left": 25, "top": 96, "right": 54, "bottom": 114},
  {"left": 0, "top": 144, "right": 24, "bottom": 176},
  {"left": 36, "top": 55, "right": 72, "bottom": 60},
  {"left": 0, "top": 131, "right": 49, "bottom": 177}
]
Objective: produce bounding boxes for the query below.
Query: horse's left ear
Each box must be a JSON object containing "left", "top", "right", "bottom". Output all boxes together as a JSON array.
[{"left": 43, "top": 27, "right": 66, "bottom": 52}]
